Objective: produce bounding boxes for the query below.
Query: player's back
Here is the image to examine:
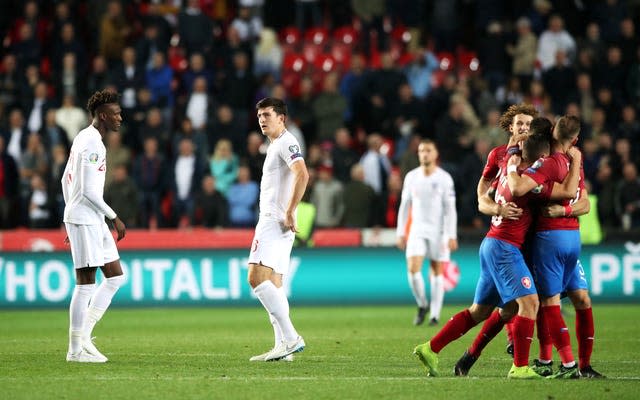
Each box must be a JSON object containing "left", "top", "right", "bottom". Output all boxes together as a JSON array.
[
  {"left": 486, "top": 165, "right": 534, "bottom": 248},
  {"left": 62, "top": 125, "right": 107, "bottom": 225}
]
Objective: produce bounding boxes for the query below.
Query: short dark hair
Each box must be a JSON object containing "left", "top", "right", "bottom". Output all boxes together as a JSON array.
[
  {"left": 529, "top": 117, "right": 553, "bottom": 143},
  {"left": 523, "top": 132, "right": 550, "bottom": 162},
  {"left": 555, "top": 115, "right": 581, "bottom": 142},
  {"left": 256, "top": 97, "right": 287, "bottom": 116},
  {"left": 87, "top": 90, "right": 120, "bottom": 117}
]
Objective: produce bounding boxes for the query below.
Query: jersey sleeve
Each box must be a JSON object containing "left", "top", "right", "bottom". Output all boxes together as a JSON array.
[
  {"left": 481, "top": 147, "right": 500, "bottom": 179},
  {"left": 522, "top": 156, "right": 557, "bottom": 185},
  {"left": 80, "top": 139, "right": 117, "bottom": 220},
  {"left": 279, "top": 135, "right": 304, "bottom": 167}
]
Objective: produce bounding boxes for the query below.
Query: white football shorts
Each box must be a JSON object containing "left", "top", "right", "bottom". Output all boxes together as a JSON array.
[
  {"left": 405, "top": 235, "right": 450, "bottom": 262},
  {"left": 248, "top": 218, "right": 295, "bottom": 275},
  {"left": 65, "top": 221, "right": 119, "bottom": 268}
]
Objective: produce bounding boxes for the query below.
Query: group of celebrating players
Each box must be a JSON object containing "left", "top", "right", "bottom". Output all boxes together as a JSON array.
[{"left": 409, "top": 104, "right": 605, "bottom": 379}]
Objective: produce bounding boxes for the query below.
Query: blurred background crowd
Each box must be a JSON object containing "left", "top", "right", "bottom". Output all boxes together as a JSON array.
[{"left": 0, "top": 0, "right": 639, "bottom": 236}]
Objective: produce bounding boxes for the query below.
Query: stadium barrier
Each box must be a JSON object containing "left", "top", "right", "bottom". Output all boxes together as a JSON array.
[{"left": 0, "top": 229, "right": 638, "bottom": 308}]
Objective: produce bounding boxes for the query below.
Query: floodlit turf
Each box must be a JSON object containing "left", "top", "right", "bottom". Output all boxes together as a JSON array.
[{"left": 1, "top": 304, "right": 638, "bottom": 399}]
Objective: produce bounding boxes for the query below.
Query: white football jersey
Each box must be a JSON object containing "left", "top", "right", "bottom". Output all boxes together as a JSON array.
[
  {"left": 396, "top": 166, "right": 457, "bottom": 240},
  {"left": 258, "top": 130, "right": 304, "bottom": 221},
  {"left": 62, "top": 124, "right": 117, "bottom": 225}
]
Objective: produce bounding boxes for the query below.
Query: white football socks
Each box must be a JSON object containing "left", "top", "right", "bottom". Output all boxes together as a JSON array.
[
  {"left": 254, "top": 280, "right": 298, "bottom": 342},
  {"left": 69, "top": 284, "right": 95, "bottom": 354},
  {"left": 408, "top": 271, "right": 428, "bottom": 308},
  {"left": 430, "top": 274, "right": 445, "bottom": 320},
  {"left": 269, "top": 286, "right": 287, "bottom": 347},
  {"left": 84, "top": 275, "right": 126, "bottom": 339}
]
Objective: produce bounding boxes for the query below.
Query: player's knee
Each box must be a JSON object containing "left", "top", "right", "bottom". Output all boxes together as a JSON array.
[
  {"left": 106, "top": 274, "right": 126, "bottom": 289},
  {"left": 569, "top": 290, "right": 591, "bottom": 309}
]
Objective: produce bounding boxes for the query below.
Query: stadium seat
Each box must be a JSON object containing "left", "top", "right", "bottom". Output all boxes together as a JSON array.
[
  {"left": 332, "top": 25, "right": 359, "bottom": 46},
  {"left": 280, "top": 26, "right": 302, "bottom": 48},
  {"left": 456, "top": 49, "right": 480, "bottom": 79},
  {"left": 330, "top": 42, "right": 351, "bottom": 69},
  {"left": 304, "top": 26, "right": 330, "bottom": 46},
  {"left": 436, "top": 51, "right": 456, "bottom": 71},
  {"left": 168, "top": 46, "right": 188, "bottom": 73},
  {"left": 312, "top": 54, "right": 337, "bottom": 73},
  {"left": 302, "top": 42, "right": 323, "bottom": 63},
  {"left": 283, "top": 52, "right": 307, "bottom": 73}
]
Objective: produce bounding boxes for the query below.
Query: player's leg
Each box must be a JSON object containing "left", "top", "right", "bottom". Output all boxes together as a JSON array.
[
  {"left": 428, "top": 260, "right": 444, "bottom": 326},
  {"left": 567, "top": 285, "right": 605, "bottom": 378},
  {"left": 540, "top": 294, "right": 579, "bottom": 378},
  {"left": 532, "top": 305, "right": 554, "bottom": 376},
  {"left": 406, "top": 237, "right": 429, "bottom": 325}
]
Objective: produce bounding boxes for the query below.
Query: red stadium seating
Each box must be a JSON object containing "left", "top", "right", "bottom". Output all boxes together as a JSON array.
[
  {"left": 304, "top": 26, "right": 330, "bottom": 46},
  {"left": 332, "top": 25, "right": 359, "bottom": 46}
]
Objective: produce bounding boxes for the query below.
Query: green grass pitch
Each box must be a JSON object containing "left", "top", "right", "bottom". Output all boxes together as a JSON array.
[{"left": 1, "top": 304, "right": 638, "bottom": 399}]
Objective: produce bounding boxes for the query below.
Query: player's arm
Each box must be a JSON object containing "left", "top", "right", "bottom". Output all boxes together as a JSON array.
[
  {"left": 542, "top": 188, "right": 590, "bottom": 218},
  {"left": 443, "top": 176, "right": 458, "bottom": 252},
  {"left": 506, "top": 154, "right": 539, "bottom": 196},
  {"left": 478, "top": 187, "right": 523, "bottom": 220},
  {"left": 548, "top": 147, "right": 582, "bottom": 200},
  {"left": 396, "top": 174, "right": 412, "bottom": 250},
  {"left": 285, "top": 159, "right": 309, "bottom": 233},
  {"left": 476, "top": 176, "right": 492, "bottom": 201}
]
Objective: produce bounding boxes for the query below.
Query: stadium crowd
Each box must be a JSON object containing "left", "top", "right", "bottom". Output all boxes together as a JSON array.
[{"left": 0, "top": 0, "right": 639, "bottom": 234}]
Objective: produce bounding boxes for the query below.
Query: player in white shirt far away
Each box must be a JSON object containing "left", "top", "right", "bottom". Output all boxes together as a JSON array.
[
  {"left": 62, "top": 90, "right": 127, "bottom": 363},
  {"left": 396, "top": 139, "right": 458, "bottom": 326},
  {"left": 248, "top": 97, "right": 309, "bottom": 362}
]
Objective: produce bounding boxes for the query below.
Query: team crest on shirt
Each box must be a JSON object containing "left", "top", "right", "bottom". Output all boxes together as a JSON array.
[
  {"left": 521, "top": 276, "right": 532, "bottom": 289},
  {"left": 288, "top": 144, "right": 302, "bottom": 160},
  {"left": 525, "top": 158, "right": 544, "bottom": 174},
  {"left": 88, "top": 153, "right": 99, "bottom": 163}
]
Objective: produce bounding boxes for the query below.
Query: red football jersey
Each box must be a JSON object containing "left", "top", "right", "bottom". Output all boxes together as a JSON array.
[
  {"left": 482, "top": 144, "right": 508, "bottom": 180},
  {"left": 522, "top": 152, "right": 585, "bottom": 231},
  {"left": 486, "top": 161, "right": 535, "bottom": 248}
]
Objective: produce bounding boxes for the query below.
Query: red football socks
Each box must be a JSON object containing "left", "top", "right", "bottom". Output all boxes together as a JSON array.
[
  {"left": 430, "top": 309, "right": 476, "bottom": 353},
  {"left": 469, "top": 310, "right": 506, "bottom": 358},
  {"left": 536, "top": 308, "right": 553, "bottom": 361},
  {"left": 542, "top": 305, "right": 574, "bottom": 365},
  {"left": 576, "top": 307, "right": 594, "bottom": 369},
  {"left": 512, "top": 315, "right": 535, "bottom": 367}
]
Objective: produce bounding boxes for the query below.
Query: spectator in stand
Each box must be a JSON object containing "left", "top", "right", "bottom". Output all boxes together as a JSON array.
[
  {"left": 104, "top": 164, "right": 140, "bottom": 228},
  {"left": 231, "top": 5, "right": 263, "bottom": 44},
  {"left": 595, "top": 86, "right": 621, "bottom": 126},
  {"left": 40, "top": 109, "right": 70, "bottom": 152},
  {"left": 617, "top": 105, "right": 640, "bottom": 146},
  {"left": 19, "top": 133, "right": 48, "bottom": 225},
  {"left": 0, "top": 136, "right": 19, "bottom": 229},
  {"left": 53, "top": 52, "right": 84, "bottom": 106},
  {"left": 99, "top": 0, "right": 131, "bottom": 67},
  {"left": 290, "top": 77, "right": 317, "bottom": 144},
  {"left": 478, "top": 21, "right": 509, "bottom": 93},
  {"left": 435, "top": 96, "right": 471, "bottom": 170},
  {"left": 351, "top": 0, "right": 386, "bottom": 55},
  {"left": 391, "top": 83, "right": 423, "bottom": 161},
  {"left": 543, "top": 50, "right": 576, "bottom": 115},
  {"left": 526, "top": 79, "right": 552, "bottom": 115},
  {"left": 473, "top": 108, "right": 503, "bottom": 150},
  {"left": 385, "top": 171, "right": 402, "bottom": 228},
  {"left": 105, "top": 131, "right": 132, "bottom": 186},
  {"left": 179, "top": 0, "right": 213, "bottom": 56},
  {"left": 6, "top": 0, "right": 49, "bottom": 49},
  {"left": 146, "top": 52, "right": 174, "bottom": 117},
  {"left": 135, "top": 22, "right": 168, "bottom": 70},
  {"left": 399, "top": 134, "right": 420, "bottom": 180},
  {"left": 331, "top": 127, "right": 359, "bottom": 184},
  {"left": 312, "top": 72, "right": 348, "bottom": 142},
  {"left": 496, "top": 76, "right": 525, "bottom": 110},
  {"left": 209, "top": 138, "right": 239, "bottom": 195},
  {"left": 361, "top": 52, "right": 407, "bottom": 134},
  {"left": 221, "top": 51, "right": 256, "bottom": 118},
  {"left": 52, "top": 22, "right": 87, "bottom": 76},
  {"left": 25, "top": 81, "right": 52, "bottom": 135},
  {"left": 595, "top": 46, "right": 627, "bottom": 103},
  {"left": 340, "top": 54, "right": 367, "bottom": 127},
  {"left": 578, "top": 22, "right": 606, "bottom": 65},
  {"left": 132, "top": 136, "right": 168, "bottom": 229},
  {"left": 227, "top": 165, "right": 259, "bottom": 228},
  {"left": 591, "top": 0, "right": 626, "bottom": 43},
  {"left": 194, "top": 175, "right": 229, "bottom": 228},
  {"left": 242, "top": 131, "right": 266, "bottom": 184},
  {"left": 130, "top": 87, "right": 154, "bottom": 146},
  {"left": 172, "top": 137, "right": 208, "bottom": 228},
  {"left": 295, "top": 0, "right": 323, "bottom": 32},
  {"left": 405, "top": 47, "right": 439, "bottom": 101},
  {"left": 311, "top": 164, "right": 344, "bottom": 228},
  {"left": 618, "top": 18, "right": 638, "bottom": 69},
  {"left": 590, "top": 107, "right": 609, "bottom": 142},
  {"left": 253, "top": 28, "right": 283, "bottom": 80},
  {"left": 429, "top": 0, "right": 459, "bottom": 52},
  {"left": 342, "top": 163, "right": 376, "bottom": 227},
  {"left": 507, "top": 16, "right": 537, "bottom": 91},
  {"left": 458, "top": 138, "right": 491, "bottom": 228},
  {"left": 86, "top": 55, "right": 111, "bottom": 97},
  {"left": 215, "top": 26, "right": 254, "bottom": 80},
  {"left": 615, "top": 161, "right": 640, "bottom": 230},
  {"left": 3, "top": 109, "right": 29, "bottom": 165},
  {"left": 581, "top": 137, "right": 601, "bottom": 186},
  {"left": 0, "top": 54, "right": 20, "bottom": 110},
  {"left": 55, "top": 95, "right": 87, "bottom": 144},
  {"left": 182, "top": 52, "right": 214, "bottom": 96},
  {"left": 140, "top": 107, "right": 170, "bottom": 154},
  {"left": 172, "top": 117, "right": 209, "bottom": 161},
  {"left": 572, "top": 72, "right": 595, "bottom": 123},
  {"left": 185, "top": 76, "right": 215, "bottom": 134},
  {"left": 423, "top": 73, "right": 457, "bottom": 134},
  {"left": 110, "top": 47, "right": 145, "bottom": 123},
  {"left": 27, "top": 173, "right": 54, "bottom": 229},
  {"left": 11, "top": 23, "right": 41, "bottom": 70},
  {"left": 360, "top": 133, "right": 391, "bottom": 226},
  {"left": 209, "top": 104, "right": 246, "bottom": 157},
  {"left": 537, "top": 14, "right": 576, "bottom": 71},
  {"left": 50, "top": 2, "right": 75, "bottom": 47}
]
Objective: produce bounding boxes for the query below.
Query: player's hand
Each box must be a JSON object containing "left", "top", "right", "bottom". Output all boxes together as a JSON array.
[
  {"left": 284, "top": 212, "right": 298, "bottom": 233},
  {"left": 499, "top": 202, "right": 523, "bottom": 220},
  {"left": 542, "top": 204, "right": 565, "bottom": 218},
  {"left": 507, "top": 154, "right": 521, "bottom": 167},
  {"left": 397, "top": 236, "right": 406, "bottom": 250},
  {"left": 507, "top": 132, "right": 528, "bottom": 147},
  {"left": 112, "top": 216, "right": 126, "bottom": 241},
  {"left": 566, "top": 146, "right": 582, "bottom": 161},
  {"left": 448, "top": 238, "right": 458, "bottom": 252}
]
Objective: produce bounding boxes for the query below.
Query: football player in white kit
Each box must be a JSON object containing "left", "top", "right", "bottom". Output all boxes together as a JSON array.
[
  {"left": 248, "top": 97, "right": 309, "bottom": 362},
  {"left": 62, "top": 90, "right": 127, "bottom": 363},
  {"left": 396, "top": 139, "right": 458, "bottom": 326}
]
